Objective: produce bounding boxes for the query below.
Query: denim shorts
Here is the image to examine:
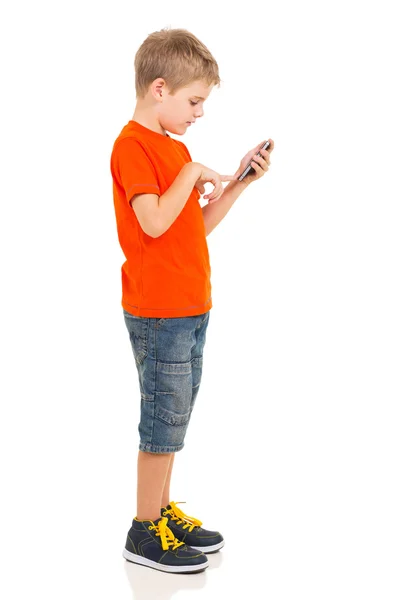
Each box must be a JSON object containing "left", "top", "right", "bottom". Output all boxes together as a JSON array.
[{"left": 123, "top": 308, "right": 211, "bottom": 453}]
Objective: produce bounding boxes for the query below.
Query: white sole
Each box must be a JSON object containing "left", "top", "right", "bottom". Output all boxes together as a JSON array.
[
  {"left": 190, "top": 540, "right": 225, "bottom": 553},
  {"left": 122, "top": 548, "right": 209, "bottom": 573}
]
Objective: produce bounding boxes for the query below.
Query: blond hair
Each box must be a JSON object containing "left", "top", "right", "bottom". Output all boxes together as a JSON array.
[{"left": 134, "top": 27, "right": 221, "bottom": 99}]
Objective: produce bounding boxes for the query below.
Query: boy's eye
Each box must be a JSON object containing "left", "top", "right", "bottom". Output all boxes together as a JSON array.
[{"left": 190, "top": 101, "right": 199, "bottom": 106}]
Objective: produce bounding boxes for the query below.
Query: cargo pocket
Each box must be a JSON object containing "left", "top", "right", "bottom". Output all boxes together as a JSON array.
[{"left": 154, "top": 360, "right": 192, "bottom": 427}]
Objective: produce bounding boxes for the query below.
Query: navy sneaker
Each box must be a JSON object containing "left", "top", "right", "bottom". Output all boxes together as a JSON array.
[
  {"left": 161, "top": 502, "right": 224, "bottom": 554},
  {"left": 122, "top": 516, "right": 208, "bottom": 573}
]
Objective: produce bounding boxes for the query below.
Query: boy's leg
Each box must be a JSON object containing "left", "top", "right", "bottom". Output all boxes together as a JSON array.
[
  {"left": 136, "top": 450, "right": 173, "bottom": 520},
  {"left": 161, "top": 453, "right": 175, "bottom": 508},
  {"left": 127, "top": 311, "right": 210, "bottom": 522}
]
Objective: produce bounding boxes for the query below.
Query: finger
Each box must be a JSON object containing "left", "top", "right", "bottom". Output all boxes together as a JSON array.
[
  {"left": 257, "top": 140, "right": 272, "bottom": 157},
  {"left": 207, "top": 191, "right": 216, "bottom": 202},
  {"left": 209, "top": 185, "right": 223, "bottom": 203},
  {"left": 258, "top": 148, "right": 272, "bottom": 163},
  {"left": 212, "top": 184, "right": 223, "bottom": 201},
  {"left": 253, "top": 159, "right": 269, "bottom": 172},
  {"left": 258, "top": 150, "right": 271, "bottom": 165},
  {"left": 252, "top": 154, "right": 263, "bottom": 166},
  {"left": 250, "top": 159, "right": 263, "bottom": 173},
  {"left": 254, "top": 140, "right": 267, "bottom": 152},
  {"left": 206, "top": 182, "right": 219, "bottom": 199}
]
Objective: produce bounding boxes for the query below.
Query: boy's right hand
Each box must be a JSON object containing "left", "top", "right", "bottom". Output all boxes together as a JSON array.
[{"left": 195, "top": 165, "right": 237, "bottom": 203}]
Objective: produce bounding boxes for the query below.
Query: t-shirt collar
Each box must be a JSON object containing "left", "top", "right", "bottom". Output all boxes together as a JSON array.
[{"left": 129, "top": 120, "right": 172, "bottom": 141}]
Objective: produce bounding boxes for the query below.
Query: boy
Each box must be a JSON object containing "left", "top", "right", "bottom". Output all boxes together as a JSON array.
[{"left": 110, "top": 27, "right": 273, "bottom": 574}]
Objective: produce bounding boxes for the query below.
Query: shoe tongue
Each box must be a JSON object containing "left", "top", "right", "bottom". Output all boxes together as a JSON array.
[{"left": 160, "top": 504, "right": 172, "bottom": 516}]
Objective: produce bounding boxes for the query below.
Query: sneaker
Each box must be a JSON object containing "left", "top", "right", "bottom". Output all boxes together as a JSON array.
[
  {"left": 122, "top": 516, "right": 208, "bottom": 573},
  {"left": 161, "top": 502, "right": 224, "bottom": 554}
]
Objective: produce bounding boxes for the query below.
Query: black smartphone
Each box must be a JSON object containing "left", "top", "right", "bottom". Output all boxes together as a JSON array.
[{"left": 237, "top": 140, "right": 270, "bottom": 181}]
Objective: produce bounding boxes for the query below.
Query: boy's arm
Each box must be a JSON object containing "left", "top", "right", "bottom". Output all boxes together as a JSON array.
[
  {"left": 156, "top": 162, "right": 202, "bottom": 236},
  {"left": 201, "top": 179, "right": 248, "bottom": 236}
]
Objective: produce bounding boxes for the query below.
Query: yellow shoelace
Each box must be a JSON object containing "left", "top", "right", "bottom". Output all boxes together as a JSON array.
[
  {"left": 163, "top": 501, "right": 203, "bottom": 532},
  {"left": 149, "top": 517, "right": 185, "bottom": 551}
]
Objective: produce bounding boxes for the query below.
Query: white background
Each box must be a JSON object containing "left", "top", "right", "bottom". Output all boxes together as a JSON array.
[{"left": 1, "top": 0, "right": 399, "bottom": 598}]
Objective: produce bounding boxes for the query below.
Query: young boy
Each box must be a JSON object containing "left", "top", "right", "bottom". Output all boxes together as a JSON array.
[{"left": 110, "top": 27, "right": 273, "bottom": 574}]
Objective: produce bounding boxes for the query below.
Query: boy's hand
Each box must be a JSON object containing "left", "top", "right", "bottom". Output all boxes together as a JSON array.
[
  {"left": 233, "top": 139, "right": 274, "bottom": 185},
  {"left": 195, "top": 166, "right": 236, "bottom": 204}
]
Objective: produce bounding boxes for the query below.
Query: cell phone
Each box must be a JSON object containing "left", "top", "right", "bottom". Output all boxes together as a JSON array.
[{"left": 237, "top": 140, "right": 270, "bottom": 181}]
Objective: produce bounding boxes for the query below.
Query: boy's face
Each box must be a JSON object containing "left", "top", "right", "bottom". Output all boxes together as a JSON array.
[{"left": 154, "top": 79, "right": 213, "bottom": 135}]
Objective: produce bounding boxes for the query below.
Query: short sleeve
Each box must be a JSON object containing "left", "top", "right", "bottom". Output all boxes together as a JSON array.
[{"left": 113, "top": 138, "right": 161, "bottom": 203}]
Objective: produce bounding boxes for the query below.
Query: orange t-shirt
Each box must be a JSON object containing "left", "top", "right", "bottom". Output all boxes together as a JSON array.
[{"left": 110, "top": 120, "right": 212, "bottom": 318}]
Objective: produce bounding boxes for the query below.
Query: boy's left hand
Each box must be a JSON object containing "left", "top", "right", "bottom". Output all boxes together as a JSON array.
[{"left": 233, "top": 139, "right": 274, "bottom": 185}]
